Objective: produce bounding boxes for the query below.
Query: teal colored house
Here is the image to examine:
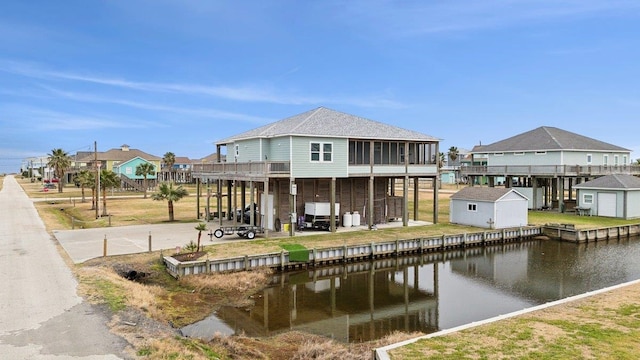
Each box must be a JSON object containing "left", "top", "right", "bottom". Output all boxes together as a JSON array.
[{"left": 113, "top": 156, "right": 157, "bottom": 180}]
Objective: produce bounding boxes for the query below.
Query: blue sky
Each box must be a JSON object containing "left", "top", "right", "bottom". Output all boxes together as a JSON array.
[{"left": 1, "top": 0, "right": 640, "bottom": 173}]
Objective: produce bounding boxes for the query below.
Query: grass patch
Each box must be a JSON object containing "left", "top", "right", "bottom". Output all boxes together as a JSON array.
[
  {"left": 281, "top": 243, "right": 309, "bottom": 262},
  {"left": 89, "top": 278, "right": 127, "bottom": 312}
]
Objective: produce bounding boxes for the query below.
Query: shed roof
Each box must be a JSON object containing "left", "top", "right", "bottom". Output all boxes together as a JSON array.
[
  {"left": 474, "top": 126, "right": 629, "bottom": 153},
  {"left": 574, "top": 174, "right": 640, "bottom": 190},
  {"left": 450, "top": 187, "right": 527, "bottom": 202},
  {"left": 217, "top": 107, "right": 440, "bottom": 144}
]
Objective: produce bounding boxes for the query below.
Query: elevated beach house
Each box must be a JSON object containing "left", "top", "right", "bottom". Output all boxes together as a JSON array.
[
  {"left": 192, "top": 107, "right": 441, "bottom": 236},
  {"left": 461, "top": 127, "right": 638, "bottom": 212},
  {"left": 75, "top": 144, "right": 161, "bottom": 191}
]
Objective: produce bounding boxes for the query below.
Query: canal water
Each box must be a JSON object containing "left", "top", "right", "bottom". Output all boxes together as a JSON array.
[{"left": 182, "top": 236, "right": 640, "bottom": 342}]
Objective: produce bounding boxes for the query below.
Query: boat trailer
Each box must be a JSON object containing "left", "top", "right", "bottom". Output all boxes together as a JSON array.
[{"left": 210, "top": 225, "right": 264, "bottom": 240}]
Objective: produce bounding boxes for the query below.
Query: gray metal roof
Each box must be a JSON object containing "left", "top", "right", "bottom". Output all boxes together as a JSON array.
[
  {"left": 474, "top": 126, "right": 629, "bottom": 153},
  {"left": 450, "top": 187, "right": 526, "bottom": 202},
  {"left": 216, "top": 107, "right": 440, "bottom": 144},
  {"left": 574, "top": 174, "right": 640, "bottom": 190}
]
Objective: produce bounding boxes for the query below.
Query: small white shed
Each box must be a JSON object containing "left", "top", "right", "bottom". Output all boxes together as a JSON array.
[
  {"left": 450, "top": 187, "right": 529, "bottom": 229},
  {"left": 573, "top": 174, "right": 640, "bottom": 219}
]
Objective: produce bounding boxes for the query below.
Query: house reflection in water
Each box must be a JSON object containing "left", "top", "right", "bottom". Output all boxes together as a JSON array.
[
  {"left": 213, "top": 259, "right": 440, "bottom": 343},
  {"left": 184, "top": 238, "right": 640, "bottom": 342}
]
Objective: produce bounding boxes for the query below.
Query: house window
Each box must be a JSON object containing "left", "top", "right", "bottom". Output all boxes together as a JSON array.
[
  {"left": 494, "top": 153, "right": 504, "bottom": 157},
  {"left": 583, "top": 194, "right": 593, "bottom": 205},
  {"left": 310, "top": 142, "right": 332, "bottom": 162},
  {"left": 126, "top": 167, "right": 132, "bottom": 175},
  {"left": 603, "top": 154, "right": 609, "bottom": 166},
  {"left": 311, "top": 143, "right": 320, "bottom": 161},
  {"left": 614, "top": 155, "right": 619, "bottom": 166},
  {"left": 535, "top": 151, "right": 547, "bottom": 155},
  {"left": 234, "top": 144, "right": 239, "bottom": 158},
  {"left": 323, "top": 143, "right": 333, "bottom": 161},
  {"left": 467, "top": 203, "right": 477, "bottom": 212},
  {"left": 586, "top": 154, "right": 592, "bottom": 164},
  {"left": 514, "top": 152, "right": 524, "bottom": 156},
  {"left": 623, "top": 155, "right": 628, "bottom": 165}
]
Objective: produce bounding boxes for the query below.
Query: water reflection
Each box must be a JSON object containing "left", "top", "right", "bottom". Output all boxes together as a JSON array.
[{"left": 183, "top": 237, "right": 640, "bottom": 342}]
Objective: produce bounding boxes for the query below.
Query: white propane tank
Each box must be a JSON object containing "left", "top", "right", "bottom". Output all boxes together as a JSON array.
[
  {"left": 352, "top": 211, "right": 361, "bottom": 226},
  {"left": 342, "top": 212, "right": 353, "bottom": 227}
]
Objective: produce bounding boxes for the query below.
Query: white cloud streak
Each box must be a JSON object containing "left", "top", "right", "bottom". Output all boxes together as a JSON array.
[
  {"left": 37, "top": 86, "right": 273, "bottom": 124},
  {"left": 0, "top": 59, "right": 405, "bottom": 109},
  {"left": 337, "top": 0, "right": 640, "bottom": 37}
]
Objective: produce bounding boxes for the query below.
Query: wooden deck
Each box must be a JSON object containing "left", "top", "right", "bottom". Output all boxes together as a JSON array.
[{"left": 460, "top": 164, "right": 640, "bottom": 177}]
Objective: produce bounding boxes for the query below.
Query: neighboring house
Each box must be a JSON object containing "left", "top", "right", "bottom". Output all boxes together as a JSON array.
[
  {"left": 450, "top": 187, "right": 529, "bottom": 229},
  {"left": 462, "top": 127, "right": 638, "bottom": 211},
  {"left": 74, "top": 144, "right": 162, "bottom": 191},
  {"left": 160, "top": 156, "right": 194, "bottom": 183},
  {"left": 21, "top": 156, "right": 54, "bottom": 180},
  {"left": 440, "top": 148, "right": 472, "bottom": 185},
  {"left": 440, "top": 171, "right": 456, "bottom": 185},
  {"left": 193, "top": 107, "right": 441, "bottom": 234},
  {"left": 574, "top": 174, "right": 640, "bottom": 219},
  {"left": 113, "top": 156, "right": 157, "bottom": 180}
]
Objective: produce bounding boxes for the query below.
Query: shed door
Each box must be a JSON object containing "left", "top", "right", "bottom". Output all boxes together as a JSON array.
[{"left": 597, "top": 192, "right": 616, "bottom": 217}]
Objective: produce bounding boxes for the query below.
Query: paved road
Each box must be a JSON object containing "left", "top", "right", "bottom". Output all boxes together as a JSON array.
[{"left": 0, "top": 175, "right": 129, "bottom": 359}]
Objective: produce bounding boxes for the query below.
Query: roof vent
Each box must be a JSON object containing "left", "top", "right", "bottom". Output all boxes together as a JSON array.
[{"left": 121, "top": 144, "right": 130, "bottom": 151}]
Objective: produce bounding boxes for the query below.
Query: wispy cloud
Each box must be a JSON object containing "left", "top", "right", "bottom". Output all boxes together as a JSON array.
[
  {"left": 0, "top": 105, "right": 152, "bottom": 131},
  {"left": 0, "top": 59, "right": 405, "bottom": 109},
  {"left": 37, "top": 85, "right": 273, "bottom": 124},
  {"left": 337, "top": 0, "right": 640, "bottom": 37}
]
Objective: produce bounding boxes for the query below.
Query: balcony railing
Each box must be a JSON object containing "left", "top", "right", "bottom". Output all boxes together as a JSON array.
[
  {"left": 460, "top": 164, "right": 640, "bottom": 177},
  {"left": 192, "top": 161, "right": 291, "bottom": 177}
]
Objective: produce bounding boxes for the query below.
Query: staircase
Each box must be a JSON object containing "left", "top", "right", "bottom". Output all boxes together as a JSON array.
[{"left": 118, "top": 174, "right": 146, "bottom": 192}]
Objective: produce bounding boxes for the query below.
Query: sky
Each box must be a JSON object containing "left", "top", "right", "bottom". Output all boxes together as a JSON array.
[{"left": 1, "top": 0, "right": 640, "bottom": 173}]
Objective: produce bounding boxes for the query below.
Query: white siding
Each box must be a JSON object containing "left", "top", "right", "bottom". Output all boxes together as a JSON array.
[
  {"left": 487, "top": 150, "right": 631, "bottom": 167},
  {"left": 450, "top": 200, "right": 496, "bottom": 228},
  {"left": 564, "top": 151, "right": 631, "bottom": 166},
  {"left": 488, "top": 151, "right": 561, "bottom": 166},
  {"left": 494, "top": 198, "right": 528, "bottom": 228},
  {"left": 450, "top": 191, "right": 528, "bottom": 229},
  {"left": 597, "top": 192, "right": 618, "bottom": 217}
]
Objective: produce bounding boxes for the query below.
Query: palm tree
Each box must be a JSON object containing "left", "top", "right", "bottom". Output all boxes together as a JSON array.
[
  {"left": 163, "top": 152, "right": 176, "bottom": 182},
  {"left": 438, "top": 152, "right": 446, "bottom": 168},
  {"left": 448, "top": 146, "right": 459, "bottom": 164},
  {"left": 152, "top": 182, "right": 189, "bottom": 221},
  {"left": 195, "top": 222, "right": 207, "bottom": 252},
  {"left": 72, "top": 169, "right": 93, "bottom": 203},
  {"left": 47, "top": 148, "right": 71, "bottom": 193},
  {"left": 135, "top": 162, "right": 156, "bottom": 199},
  {"left": 99, "top": 170, "right": 121, "bottom": 217},
  {"left": 448, "top": 146, "right": 460, "bottom": 186}
]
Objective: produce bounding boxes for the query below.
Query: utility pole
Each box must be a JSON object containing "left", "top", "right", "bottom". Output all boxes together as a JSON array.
[{"left": 94, "top": 141, "right": 99, "bottom": 219}]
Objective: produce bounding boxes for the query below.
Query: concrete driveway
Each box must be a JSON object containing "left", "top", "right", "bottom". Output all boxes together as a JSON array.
[{"left": 54, "top": 222, "right": 214, "bottom": 264}]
